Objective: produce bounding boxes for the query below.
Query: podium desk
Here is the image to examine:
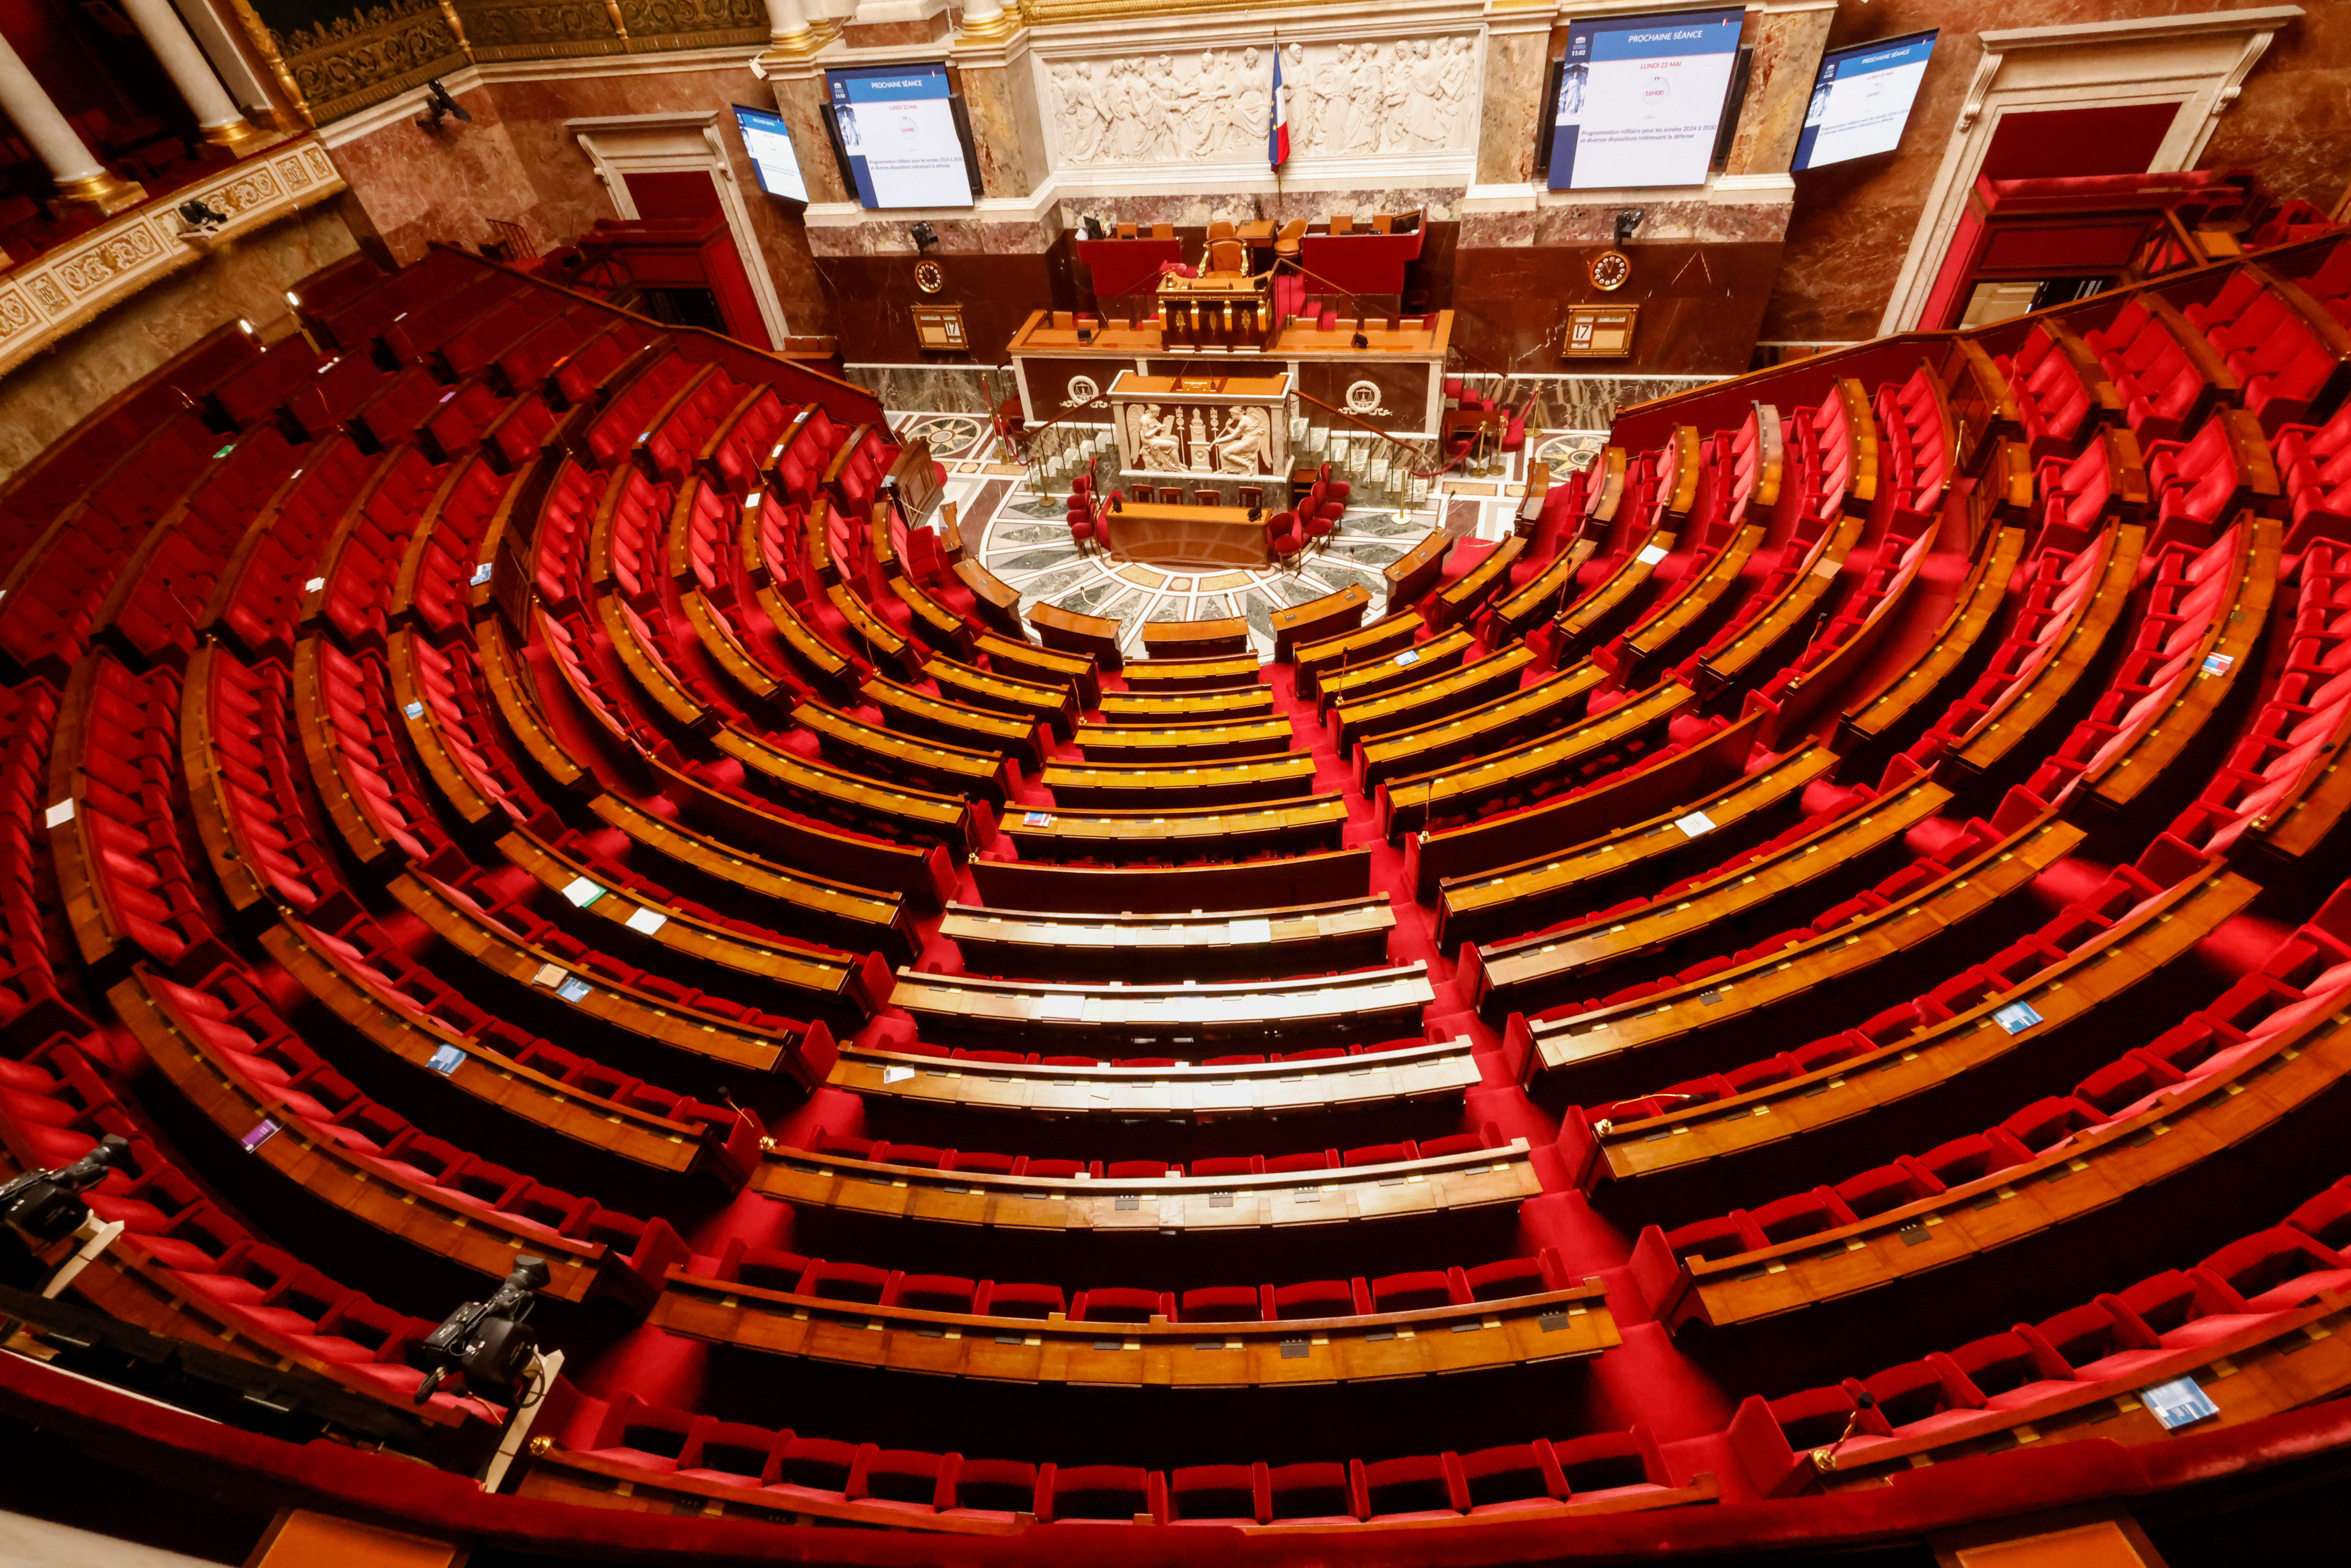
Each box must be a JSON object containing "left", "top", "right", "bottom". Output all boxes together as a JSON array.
[
  {"left": 1104, "top": 500, "right": 1267, "bottom": 569},
  {"left": 1270, "top": 583, "right": 1370, "bottom": 662}
]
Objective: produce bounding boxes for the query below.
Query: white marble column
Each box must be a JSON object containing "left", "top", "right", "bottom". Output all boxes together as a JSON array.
[
  {"left": 0, "top": 32, "right": 143, "bottom": 213},
  {"left": 116, "top": 0, "right": 274, "bottom": 154},
  {"left": 765, "top": 0, "right": 813, "bottom": 43},
  {"left": 958, "top": 0, "right": 1013, "bottom": 39}
]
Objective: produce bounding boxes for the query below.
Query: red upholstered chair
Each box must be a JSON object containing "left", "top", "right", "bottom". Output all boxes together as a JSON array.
[{"left": 1266, "top": 510, "right": 1304, "bottom": 561}]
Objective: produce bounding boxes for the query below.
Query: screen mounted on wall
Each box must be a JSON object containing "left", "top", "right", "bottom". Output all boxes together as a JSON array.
[
  {"left": 732, "top": 105, "right": 810, "bottom": 204},
  {"left": 824, "top": 64, "right": 975, "bottom": 210},
  {"left": 1546, "top": 8, "right": 1745, "bottom": 192},
  {"left": 1791, "top": 30, "right": 1937, "bottom": 171}
]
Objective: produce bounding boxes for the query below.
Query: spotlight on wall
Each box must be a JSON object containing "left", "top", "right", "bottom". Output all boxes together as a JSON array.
[
  {"left": 412, "top": 1255, "right": 551, "bottom": 1403},
  {"left": 417, "top": 78, "right": 473, "bottom": 132},
  {"left": 909, "top": 221, "right": 940, "bottom": 253},
  {"left": 177, "top": 198, "right": 230, "bottom": 236},
  {"left": 0, "top": 1136, "right": 130, "bottom": 1249},
  {"left": 1614, "top": 208, "right": 1646, "bottom": 246}
]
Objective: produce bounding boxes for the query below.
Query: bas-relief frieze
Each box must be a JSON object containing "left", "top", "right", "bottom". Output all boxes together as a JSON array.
[{"left": 1041, "top": 36, "right": 1480, "bottom": 171}]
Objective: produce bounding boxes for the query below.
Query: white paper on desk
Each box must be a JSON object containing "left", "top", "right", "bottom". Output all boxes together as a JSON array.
[
  {"left": 625, "top": 906, "right": 668, "bottom": 935},
  {"left": 561, "top": 876, "right": 604, "bottom": 907},
  {"left": 882, "top": 1065, "right": 916, "bottom": 1084},
  {"left": 404, "top": 701, "right": 425, "bottom": 719},
  {"left": 1039, "top": 994, "right": 1085, "bottom": 1022},
  {"left": 532, "top": 963, "right": 569, "bottom": 988},
  {"left": 42, "top": 799, "right": 73, "bottom": 827},
  {"left": 1394, "top": 650, "right": 1419, "bottom": 666},
  {"left": 1227, "top": 918, "right": 1273, "bottom": 944},
  {"left": 471, "top": 563, "right": 494, "bottom": 585},
  {"left": 1636, "top": 544, "right": 1670, "bottom": 566},
  {"left": 304, "top": 577, "right": 325, "bottom": 592},
  {"left": 1674, "top": 811, "right": 1717, "bottom": 837}
]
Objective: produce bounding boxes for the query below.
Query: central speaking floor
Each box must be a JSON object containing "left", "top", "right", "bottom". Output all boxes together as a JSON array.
[{"left": 899, "top": 412, "right": 1606, "bottom": 663}]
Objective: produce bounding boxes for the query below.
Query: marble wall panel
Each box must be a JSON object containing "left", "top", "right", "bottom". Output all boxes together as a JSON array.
[
  {"left": 857, "top": 363, "right": 999, "bottom": 413},
  {"left": 1474, "top": 24, "right": 1553, "bottom": 188},
  {"left": 1450, "top": 240, "right": 1782, "bottom": 376},
  {"left": 959, "top": 62, "right": 1037, "bottom": 200},
  {"left": 1724, "top": 7, "right": 1836, "bottom": 178},
  {"left": 329, "top": 79, "right": 546, "bottom": 263}
]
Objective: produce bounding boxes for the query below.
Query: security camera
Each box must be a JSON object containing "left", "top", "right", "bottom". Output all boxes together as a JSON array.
[
  {"left": 910, "top": 221, "right": 939, "bottom": 253},
  {"left": 417, "top": 79, "right": 473, "bottom": 131},
  {"left": 0, "top": 1135, "right": 130, "bottom": 1247},
  {"left": 177, "top": 198, "right": 229, "bottom": 236},
  {"left": 1614, "top": 208, "right": 1646, "bottom": 246}
]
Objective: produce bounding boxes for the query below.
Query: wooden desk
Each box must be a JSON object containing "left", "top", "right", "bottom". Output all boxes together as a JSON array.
[
  {"left": 1374, "top": 672, "right": 1667, "bottom": 836},
  {"left": 1121, "top": 652, "right": 1262, "bottom": 693},
  {"left": 260, "top": 919, "right": 756, "bottom": 1186},
  {"left": 1074, "top": 715, "right": 1293, "bottom": 762},
  {"left": 1026, "top": 601, "right": 1124, "bottom": 671},
  {"left": 1105, "top": 500, "right": 1268, "bottom": 569},
  {"left": 1097, "top": 686, "right": 1274, "bottom": 723},
  {"left": 1333, "top": 644, "right": 1537, "bottom": 753},
  {"left": 891, "top": 962, "right": 1433, "bottom": 1052},
  {"left": 1465, "top": 772, "right": 1941, "bottom": 1019},
  {"left": 954, "top": 559, "right": 1025, "bottom": 638},
  {"left": 1294, "top": 611, "right": 1420, "bottom": 701},
  {"left": 979, "top": 630, "right": 1099, "bottom": 706},
  {"left": 652, "top": 1264, "right": 1612, "bottom": 1387},
  {"left": 1317, "top": 625, "right": 1473, "bottom": 714},
  {"left": 1361, "top": 664, "right": 1607, "bottom": 795},
  {"left": 926, "top": 654, "right": 1078, "bottom": 739},
  {"left": 866, "top": 676, "right": 1046, "bottom": 770},
  {"left": 1005, "top": 793, "right": 1349, "bottom": 864},
  {"left": 1436, "top": 743, "right": 1839, "bottom": 953},
  {"left": 1270, "top": 582, "right": 1369, "bottom": 661},
  {"left": 1042, "top": 752, "right": 1317, "bottom": 809},
  {"left": 971, "top": 846, "right": 1372, "bottom": 914},
  {"left": 1383, "top": 531, "right": 1450, "bottom": 611},
  {"left": 887, "top": 573, "right": 974, "bottom": 659},
  {"left": 1141, "top": 615, "right": 1249, "bottom": 659},
  {"left": 759, "top": 1123, "right": 1520, "bottom": 1229},
  {"left": 834, "top": 1031, "right": 1477, "bottom": 1120},
  {"left": 1424, "top": 535, "right": 1524, "bottom": 631},
  {"left": 938, "top": 897, "right": 1394, "bottom": 982},
  {"left": 794, "top": 700, "right": 1014, "bottom": 809}
]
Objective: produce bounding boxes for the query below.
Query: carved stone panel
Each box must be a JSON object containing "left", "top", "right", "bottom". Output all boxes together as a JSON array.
[{"left": 1039, "top": 34, "right": 1481, "bottom": 178}]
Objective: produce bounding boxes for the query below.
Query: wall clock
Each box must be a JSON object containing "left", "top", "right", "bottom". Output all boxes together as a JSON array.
[
  {"left": 915, "top": 259, "right": 946, "bottom": 294},
  {"left": 1588, "top": 249, "right": 1632, "bottom": 292}
]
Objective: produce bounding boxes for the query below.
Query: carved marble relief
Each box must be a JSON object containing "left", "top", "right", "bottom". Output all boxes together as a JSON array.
[
  {"left": 1044, "top": 36, "right": 1479, "bottom": 169},
  {"left": 1120, "top": 402, "right": 1278, "bottom": 476}
]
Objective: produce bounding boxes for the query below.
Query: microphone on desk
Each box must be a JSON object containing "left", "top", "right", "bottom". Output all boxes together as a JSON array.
[{"left": 1810, "top": 1391, "right": 1878, "bottom": 1474}]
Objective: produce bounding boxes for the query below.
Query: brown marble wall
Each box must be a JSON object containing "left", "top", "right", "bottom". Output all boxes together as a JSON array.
[
  {"left": 827, "top": 231, "right": 1077, "bottom": 365},
  {"left": 1725, "top": 7, "right": 1837, "bottom": 177},
  {"left": 1452, "top": 240, "right": 1781, "bottom": 377},
  {"left": 1761, "top": 0, "right": 2351, "bottom": 345},
  {"left": 951, "top": 61, "right": 1036, "bottom": 200},
  {"left": 0, "top": 206, "right": 360, "bottom": 483},
  {"left": 328, "top": 79, "right": 548, "bottom": 262},
  {"left": 771, "top": 71, "right": 852, "bottom": 205},
  {"left": 1473, "top": 21, "right": 1554, "bottom": 188}
]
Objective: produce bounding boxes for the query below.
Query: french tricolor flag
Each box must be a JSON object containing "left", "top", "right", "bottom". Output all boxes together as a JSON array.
[{"left": 1269, "top": 48, "right": 1290, "bottom": 168}]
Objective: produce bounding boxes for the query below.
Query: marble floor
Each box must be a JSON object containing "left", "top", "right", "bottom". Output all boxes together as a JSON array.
[{"left": 893, "top": 412, "right": 1608, "bottom": 664}]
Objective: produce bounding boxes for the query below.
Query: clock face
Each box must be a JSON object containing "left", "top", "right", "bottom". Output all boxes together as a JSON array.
[
  {"left": 1589, "top": 250, "right": 1632, "bottom": 292},
  {"left": 915, "top": 260, "right": 945, "bottom": 294}
]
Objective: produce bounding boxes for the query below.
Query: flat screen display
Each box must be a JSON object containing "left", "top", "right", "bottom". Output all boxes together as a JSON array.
[
  {"left": 1546, "top": 8, "right": 1745, "bottom": 191},
  {"left": 732, "top": 104, "right": 809, "bottom": 204},
  {"left": 1792, "top": 31, "right": 1937, "bottom": 171},
  {"left": 824, "top": 64, "right": 973, "bottom": 210}
]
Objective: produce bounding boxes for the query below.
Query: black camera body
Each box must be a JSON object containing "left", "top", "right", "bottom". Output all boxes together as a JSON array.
[
  {"left": 0, "top": 1135, "right": 130, "bottom": 1247},
  {"left": 413, "top": 1255, "right": 552, "bottom": 1403}
]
